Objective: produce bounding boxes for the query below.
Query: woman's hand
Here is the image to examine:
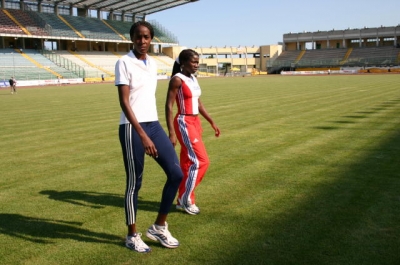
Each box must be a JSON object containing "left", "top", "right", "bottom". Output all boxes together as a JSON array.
[
  {"left": 142, "top": 135, "right": 158, "bottom": 158},
  {"left": 212, "top": 123, "right": 221, "bottom": 137}
]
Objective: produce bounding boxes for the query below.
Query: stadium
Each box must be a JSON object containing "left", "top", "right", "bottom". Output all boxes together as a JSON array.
[
  {"left": 1, "top": 0, "right": 400, "bottom": 86},
  {"left": 1, "top": 1, "right": 400, "bottom": 265}
]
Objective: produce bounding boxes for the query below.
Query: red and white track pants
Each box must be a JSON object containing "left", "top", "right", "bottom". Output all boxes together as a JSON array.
[{"left": 174, "top": 114, "right": 210, "bottom": 205}]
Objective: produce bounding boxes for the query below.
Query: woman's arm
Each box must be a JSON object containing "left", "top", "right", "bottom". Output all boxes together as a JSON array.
[
  {"left": 165, "top": 77, "right": 181, "bottom": 146},
  {"left": 198, "top": 99, "right": 220, "bottom": 137}
]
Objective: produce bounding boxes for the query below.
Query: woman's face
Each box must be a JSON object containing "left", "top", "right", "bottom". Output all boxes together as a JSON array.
[
  {"left": 182, "top": 55, "right": 199, "bottom": 74},
  {"left": 131, "top": 25, "right": 152, "bottom": 57}
]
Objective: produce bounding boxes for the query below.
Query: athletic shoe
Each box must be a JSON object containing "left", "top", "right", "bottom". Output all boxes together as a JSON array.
[
  {"left": 125, "top": 233, "right": 151, "bottom": 253},
  {"left": 177, "top": 199, "right": 200, "bottom": 215},
  {"left": 146, "top": 222, "right": 179, "bottom": 248}
]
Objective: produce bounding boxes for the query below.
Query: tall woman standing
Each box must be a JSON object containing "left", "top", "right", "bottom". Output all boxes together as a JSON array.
[
  {"left": 115, "top": 21, "right": 183, "bottom": 253},
  {"left": 165, "top": 49, "right": 220, "bottom": 215}
]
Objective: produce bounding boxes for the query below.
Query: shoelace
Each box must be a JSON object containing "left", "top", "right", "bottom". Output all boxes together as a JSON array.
[
  {"left": 132, "top": 234, "right": 147, "bottom": 248},
  {"left": 160, "top": 227, "right": 175, "bottom": 242}
]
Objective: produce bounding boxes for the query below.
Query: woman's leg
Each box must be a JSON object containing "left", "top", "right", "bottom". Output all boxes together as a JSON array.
[
  {"left": 119, "top": 124, "right": 145, "bottom": 234},
  {"left": 174, "top": 115, "right": 209, "bottom": 206},
  {"left": 148, "top": 121, "right": 183, "bottom": 217}
]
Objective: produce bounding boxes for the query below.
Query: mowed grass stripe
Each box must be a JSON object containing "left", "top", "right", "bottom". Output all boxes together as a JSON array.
[{"left": 0, "top": 74, "right": 399, "bottom": 264}]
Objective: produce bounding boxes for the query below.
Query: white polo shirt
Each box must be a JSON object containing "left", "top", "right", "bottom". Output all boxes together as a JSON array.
[{"left": 115, "top": 51, "right": 158, "bottom": 124}]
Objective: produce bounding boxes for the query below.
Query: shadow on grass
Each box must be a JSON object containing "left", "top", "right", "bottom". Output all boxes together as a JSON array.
[
  {"left": 0, "top": 213, "right": 121, "bottom": 245},
  {"left": 341, "top": 115, "right": 367, "bottom": 119},
  {"left": 332, "top": 120, "right": 356, "bottom": 124},
  {"left": 315, "top": 98, "right": 400, "bottom": 131},
  {"left": 40, "top": 190, "right": 160, "bottom": 212},
  {"left": 40, "top": 190, "right": 122, "bottom": 209},
  {"left": 261, "top": 130, "right": 399, "bottom": 263},
  {"left": 223, "top": 129, "right": 400, "bottom": 263},
  {"left": 313, "top": 126, "right": 340, "bottom": 130}
]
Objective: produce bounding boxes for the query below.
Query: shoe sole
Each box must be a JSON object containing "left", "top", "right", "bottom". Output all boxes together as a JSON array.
[{"left": 146, "top": 231, "right": 179, "bottom": 249}]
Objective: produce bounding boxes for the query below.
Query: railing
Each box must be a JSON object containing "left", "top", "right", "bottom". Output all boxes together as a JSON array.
[
  {"left": 41, "top": 50, "right": 86, "bottom": 78},
  {"left": 148, "top": 20, "right": 178, "bottom": 44}
]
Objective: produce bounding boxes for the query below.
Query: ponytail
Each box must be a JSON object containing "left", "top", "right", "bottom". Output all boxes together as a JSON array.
[{"left": 171, "top": 60, "right": 181, "bottom": 77}]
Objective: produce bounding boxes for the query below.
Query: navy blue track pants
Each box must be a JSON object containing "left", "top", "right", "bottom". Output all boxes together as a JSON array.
[{"left": 119, "top": 121, "right": 183, "bottom": 225}]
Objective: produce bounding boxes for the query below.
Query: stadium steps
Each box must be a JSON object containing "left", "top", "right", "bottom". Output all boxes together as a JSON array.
[
  {"left": 33, "top": 12, "right": 78, "bottom": 38},
  {"left": 15, "top": 49, "right": 61, "bottom": 78},
  {"left": 111, "top": 51, "right": 122, "bottom": 58},
  {"left": 68, "top": 50, "right": 114, "bottom": 77},
  {"left": 152, "top": 55, "right": 173, "bottom": 67},
  {"left": 101, "top": 20, "right": 128, "bottom": 41},
  {"left": 28, "top": 50, "right": 79, "bottom": 78},
  {"left": 103, "top": 20, "right": 131, "bottom": 41},
  {"left": 346, "top": 46, "right": 398, "bottom": 66},
  {"left": 74, "top": 51, "right": 118, "bottom": 75},
  {"left": 103, "top": 19, "right": 177, "bottom": 44},
  {"left": 62, "top": 15, "right": 122, "bottom": 40},
  {"left": 7, "top": 9, "right": 48, "bottom": 36},
  {"left": 294, "top": 50, "right": 305, "bottom": 63},
  {"left": 0, "top": 10, "right": 23, "bottom": 34},
  {"left": 57, "top": 15, "right": 85, "bottom": 38},
  {"left": 56, "top": 50, "right": 103, "bottom": 78},
  {"left": 153, "top": 36, "right": 162, "bottom": 43},
  {"left": 149, "top": 20, "right": 178, "bottom": 44},
  {"left": 2, "top": 9, "right": 30, "bottom": 35},
  {"left": 340, "top": 48, "right": 353, "bottom": 65},
  {"left": 150, "top": 54, "right": 174, "bottom": 74}
]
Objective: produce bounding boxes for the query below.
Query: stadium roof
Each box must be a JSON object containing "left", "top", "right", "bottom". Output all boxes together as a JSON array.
[{"left": 49, "top": 0, "right": 199, "bottom": 16}]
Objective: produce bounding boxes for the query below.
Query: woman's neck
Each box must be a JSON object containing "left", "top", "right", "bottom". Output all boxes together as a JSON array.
[
  {"left": 133, "top": 50, "right": 146, "bottom": 60},
  {"left": 181, "top": 70, "right": 191, "bottom": 77}
]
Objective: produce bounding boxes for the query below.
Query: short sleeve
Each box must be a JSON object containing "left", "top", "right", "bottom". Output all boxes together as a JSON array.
[{"left": 115, "top": 59, "right": 128, "bottom": 86}]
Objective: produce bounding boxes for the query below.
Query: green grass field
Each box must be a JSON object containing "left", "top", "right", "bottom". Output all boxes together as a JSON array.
[{"left": 1, "top": 74, "right": 399, "bottom": 265}]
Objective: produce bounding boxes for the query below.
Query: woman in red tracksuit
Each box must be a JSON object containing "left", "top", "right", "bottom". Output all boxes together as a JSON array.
[{"left": 165, "top": 49, "right": 220, "bottom": 215}]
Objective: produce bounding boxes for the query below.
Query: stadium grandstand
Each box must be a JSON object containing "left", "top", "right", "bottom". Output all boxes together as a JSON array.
[
  {"left": 269, "top": 26, "right": 400, "bottom": 74},
  {"left": 1, "top": 0, "right": 400, "bottom": 85},
  {"left": 0, "top": 0, "right": 197, "bottom": 84}
]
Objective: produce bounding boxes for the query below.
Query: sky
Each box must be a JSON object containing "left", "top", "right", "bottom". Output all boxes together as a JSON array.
[{"left": 148, "top": 0, "right": 400, "bottom": 48}]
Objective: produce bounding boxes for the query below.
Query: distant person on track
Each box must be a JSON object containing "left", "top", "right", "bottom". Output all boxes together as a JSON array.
[
  {"left": 115, "top": 21, "right": 183, "bottom": 253},
  {"left": 165, "top": 49, "right": 220, "bottom": 215},
  {"left": 9, "top": 77, "right": 16, "bottom": 94}
]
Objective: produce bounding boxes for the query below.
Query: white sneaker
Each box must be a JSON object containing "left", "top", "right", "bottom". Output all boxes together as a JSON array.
[
  {"left": 177, "top": 199, "right": 200, "bottom": 215},
  {"left": 125, "top": 233, "right": 151, "bottom": 253},
  {"left": 146, "top": 222, "right": 179, "bottom": 248}
]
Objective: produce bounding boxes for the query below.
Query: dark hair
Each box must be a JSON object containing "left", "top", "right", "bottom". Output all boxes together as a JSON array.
[
  {"left": 171, "top": 49, "right": 199, "bottom": 76},
  {"left": 130, "top": 21, "right": 154, "bottom": 39}
]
